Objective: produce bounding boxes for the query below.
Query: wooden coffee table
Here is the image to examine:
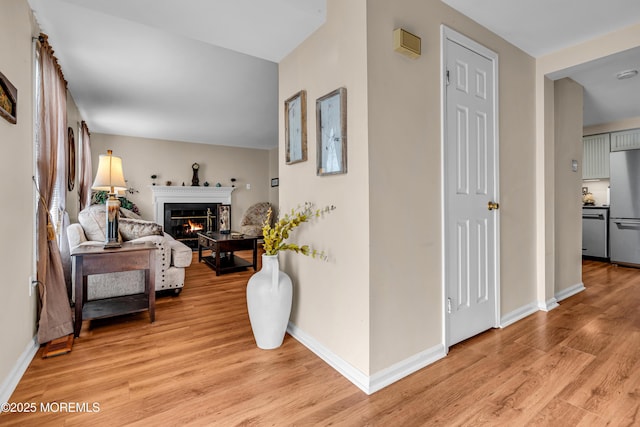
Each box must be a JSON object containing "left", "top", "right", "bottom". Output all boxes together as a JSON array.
[
  {"left": 71, "top": 241, "right": 157, "bottom": 337},
  {"left": 197, "top": 232, "right": 259, "bottom": 276}
]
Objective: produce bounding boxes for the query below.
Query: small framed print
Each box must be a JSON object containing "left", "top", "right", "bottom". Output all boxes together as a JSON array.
[
  {"left": 271, "top": 177, "right": 279, "bottom": 187},
  {"left": 285, "top": 90, "right": 307, "bottom": 164},
  {"left": 218, "top": 204, "right": 231, "bottom": 234},
  {"left": 0, "top": 71, "right": 17, "bottom": 124},
  {"left": 316, "top": 87, "right": 347, "bottom": 176}
]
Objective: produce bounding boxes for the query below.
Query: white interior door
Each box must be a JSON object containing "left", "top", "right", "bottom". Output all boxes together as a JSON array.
[{"left": 443, "top": 28, "right": 499, "bottom": 346}]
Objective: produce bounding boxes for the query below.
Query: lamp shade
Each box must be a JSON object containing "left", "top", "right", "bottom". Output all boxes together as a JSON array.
[{"left": 92, "top": 150, "right": 127, "bottom": 193}]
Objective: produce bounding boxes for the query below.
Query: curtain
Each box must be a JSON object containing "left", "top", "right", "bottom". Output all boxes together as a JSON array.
[
  {"left": 78, "top": 121, "right": 92, "bottom": 211},
  {"left": 36, "top": 34, "right": 74, "bottom": 344}
]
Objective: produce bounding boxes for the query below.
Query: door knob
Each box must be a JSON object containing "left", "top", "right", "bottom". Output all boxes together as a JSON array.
[{"left": 488, "top": 201, "right": 500, "bottom": 211}]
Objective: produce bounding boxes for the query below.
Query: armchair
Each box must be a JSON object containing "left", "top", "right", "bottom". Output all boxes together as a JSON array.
[{"left": 240, "top": 202, "right": 273, "bottom": 236}]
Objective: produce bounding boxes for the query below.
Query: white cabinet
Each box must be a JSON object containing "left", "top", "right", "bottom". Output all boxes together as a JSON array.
[
  {"left": 610, "top": 128, "right": 640, "bottom": 151},
  {"left": 583, "top": 133, "right": 610, "bottom": 179}
]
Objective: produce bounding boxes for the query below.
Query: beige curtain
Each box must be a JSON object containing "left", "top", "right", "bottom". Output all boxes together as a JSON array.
[
  {"left": 78, "top": 121, "right": 92, "bottom": 210},
  {"left": 36, "top": 34, "right": 73, "bottom": 344}
]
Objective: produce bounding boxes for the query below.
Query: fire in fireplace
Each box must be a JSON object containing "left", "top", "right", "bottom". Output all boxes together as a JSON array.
[{"left": 164, "top": 203, "right": 220, "bottom": 249}]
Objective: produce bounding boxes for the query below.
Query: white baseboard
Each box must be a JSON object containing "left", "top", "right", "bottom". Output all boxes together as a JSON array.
[
  {"left": 0, "top": 336, "right": 38, "bottom": 405},
  {"left": 539, "top": 297, "right": 559, "bottom": 312},
  {"left": 287, "top": 322, "right": 446, "bottom": 395},
  {"left": 500, "top": 302, "right": 539, "bottom": 328},
  {"left": 555, "top": 282, "right": 585, "bottom": 302}
]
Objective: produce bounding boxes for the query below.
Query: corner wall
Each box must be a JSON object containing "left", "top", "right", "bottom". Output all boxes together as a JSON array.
[
  {"left": 278, "top": 0, "right": 371, "bottom": 374},
  {"left": 0, "top": 0, "right": 38, "bottom": 402},
  {"left": 553, "top": 78, "right": 584, "bottom": 296}
]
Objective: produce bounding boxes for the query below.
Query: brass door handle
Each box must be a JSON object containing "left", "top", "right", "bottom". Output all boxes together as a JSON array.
[{"left": 488, "top": 201, "right": 500, "bottom": 211}]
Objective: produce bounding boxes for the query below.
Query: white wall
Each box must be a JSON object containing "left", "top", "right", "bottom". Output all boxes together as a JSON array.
[
  {"left": 0, "top": 0, "right": 38, "bottom": 402},
  {"left": 90, "top": 133, "right": 272, "bottom": 230}
]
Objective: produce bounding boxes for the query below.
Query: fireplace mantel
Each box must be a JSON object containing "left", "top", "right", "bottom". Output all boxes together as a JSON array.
[{"left": 150, "top": 186, "right": 234, "bottom": 224}]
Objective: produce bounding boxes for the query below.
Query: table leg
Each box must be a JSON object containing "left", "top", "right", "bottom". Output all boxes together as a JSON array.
[
  {"left": 74, "top": 257, "right": 83, "bottom": 337},
  {"left": 147, "top": 249, "right": 156, "bottom": 322},
  {"left": 215, "top": 244, "right": 221, "bottom": 276},
  {"left": 252, "top": 239, "right": 258, "bottom": 271}
]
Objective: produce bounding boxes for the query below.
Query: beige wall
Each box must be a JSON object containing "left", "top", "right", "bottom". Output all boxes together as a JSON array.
[
  {"left": 584, "top": 115, "right": 640, "bottom": 135},
  {"left": 366, "top": 0, "right": 537, "bottom": 373},
  {"left": 554, "top": 78, "right": 584, "bottom": 294},
  {"left": 279, "top": 0, "right": 538, "bottom": 376},
  {"left": 90, "top": 134, "right": 272, "bottom": 229},
  {"left": 0, "top": 0, "right": 38, "bottom": 398},
  {"left": 279, "top": 0, "right": 371, "bottom": 373}
]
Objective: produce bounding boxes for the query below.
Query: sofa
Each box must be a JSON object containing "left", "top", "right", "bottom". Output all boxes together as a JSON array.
[
  {"left": 67, "top": 204, "right": 192, "bottom": 300},
  {"left": 240, "top": 202, "right": 274, "bottom": 236}
]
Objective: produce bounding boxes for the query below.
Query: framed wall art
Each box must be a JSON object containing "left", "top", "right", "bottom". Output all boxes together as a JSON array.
[
  {"left": 285, "top": 90, "right": 307, "bottom": 164},
  {"left": 0, "top": 71, "right": 17, "bottom": 124},
  {"left": 67, "top": 127, "right": 76, "bottom": 191},
  {"left": 218, "top": 204, "right": 231, "bottom": 234},
  {"left": 316, "top": 87, "right": 347, "bottom": 176},
  {"left": 271, "top": 177, "right": 279, "bottom": 187}
]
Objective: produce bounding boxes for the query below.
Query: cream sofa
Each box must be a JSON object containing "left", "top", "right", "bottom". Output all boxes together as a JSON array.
[{"left": 67, "top": 205, "right": 192, "bottom": 300}]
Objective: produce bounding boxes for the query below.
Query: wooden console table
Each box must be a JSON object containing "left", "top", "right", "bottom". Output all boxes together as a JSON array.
[
  {"left": 197, "top": 232, "right": 259, "bottom": 275},
  {"left": 71, "top": 241, "right": 157, "bottom": 337}
]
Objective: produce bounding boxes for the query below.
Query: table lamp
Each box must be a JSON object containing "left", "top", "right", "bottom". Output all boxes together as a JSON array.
[{"left": 92, "top": 150, "right": 127, "bottom": 248}]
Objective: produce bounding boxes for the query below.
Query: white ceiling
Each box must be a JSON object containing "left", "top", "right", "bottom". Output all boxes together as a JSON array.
[
  {"left": 27, "top": 1, "right": 640, "bottom": 150},
  {"left": 27, "top": 0, "right": 326, "bottom": 149}
]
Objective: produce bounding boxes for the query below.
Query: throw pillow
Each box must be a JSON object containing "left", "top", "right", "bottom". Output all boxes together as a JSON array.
[
  {"left": 78, "top": 204, "right": 110, "bottom": 241},
  {"left": 119, "top": 218, "right": 163, "bottom": 241}
]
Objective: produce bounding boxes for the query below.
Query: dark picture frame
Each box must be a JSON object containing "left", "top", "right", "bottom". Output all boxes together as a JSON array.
[
  {"left": 218, "top": 204, "right": 231, "bottom": 234},
  {"left": 67, "top": 127, "right": 76, "bottom": 191},
  {"left": 271, "top": 177, "right": 279, "bottom": 187},
  {"left": 285, "top": 90, "right": 307, "bottom": 164},
  {"left": 0, "top": 71, "right": 17, "bottom": 124},
  {"left": 316, "top": 87, "right": 347, "bottom": 176}
]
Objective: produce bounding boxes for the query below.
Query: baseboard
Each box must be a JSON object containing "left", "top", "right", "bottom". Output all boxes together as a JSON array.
[
  {"left": 368, "top": 343, "right": 446, "bottom": 394},
  {"left": 500, "top": 302, "right": 539, "bottom": 328},
  {"left": 555, "top": 282, "right": 585, "bottom": 302},
  {"left": 539, "top": 297, "right": 559, "bottom": 312},
  {"left": 0, "top": 336, "right": 39, "bottom": 405},
  {"left": 287, "top": 322, "right": 446, "bottom": 395}
]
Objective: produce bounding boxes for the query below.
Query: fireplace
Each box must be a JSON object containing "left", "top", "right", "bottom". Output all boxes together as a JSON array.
[
  {"left": 150, "top": 186, "right": 235, "bottom": 250},
  {"left": 164, "top": 203, "right": 219, "bottom": 249}
]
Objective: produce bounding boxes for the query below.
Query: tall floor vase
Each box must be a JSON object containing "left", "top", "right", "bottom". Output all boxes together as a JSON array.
[{"left": 246, "top": 254, "right": 293, "bottom": 349}]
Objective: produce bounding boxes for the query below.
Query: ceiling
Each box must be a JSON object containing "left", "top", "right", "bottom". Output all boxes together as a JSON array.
[
  {"left": 27, "top": 0, "right": 326, "bottom": 150},
  {"left": 27, "top": 1, "right": 640, "bottom": 150}
]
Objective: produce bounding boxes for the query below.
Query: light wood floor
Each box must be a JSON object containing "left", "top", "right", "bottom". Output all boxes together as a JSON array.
[{"left": 3, "top": 257, "right": 640, "bottom": 426}]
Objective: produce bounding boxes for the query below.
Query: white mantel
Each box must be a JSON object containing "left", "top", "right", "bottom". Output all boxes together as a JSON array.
[{"left": 150, "top": 186, "right": 235, "bottom": 224}]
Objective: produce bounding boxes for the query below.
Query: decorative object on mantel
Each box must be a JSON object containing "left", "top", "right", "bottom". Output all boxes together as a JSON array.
[
  {"left": 216, "top": 182, "right": 222, "bottom": 187},
  {"left": 165, "top": 181, "right": 172, "bottom": 186},
  {"left": 150, "top": 174, "right": 157, "bottom": 186},
  {"left": 204, "top": 181, "right": 210, "bottom": 187},
  {"left": 218, "top": 204, "right": 231, "bottom": 234},
  {"left": 230, "top": 178, "right": 237, "bottom": 187},
  {"left": 246, "top": 203, "right": 335, "bottom": 349},
  {"left": 91, "top": 150, "right": 128, "bottom": 248},
  {"left": 0, "top": 70, "right": 17, "bottom": 124},
  {"left": 191, "top": 162, "right": 200, "bottom": 186}
]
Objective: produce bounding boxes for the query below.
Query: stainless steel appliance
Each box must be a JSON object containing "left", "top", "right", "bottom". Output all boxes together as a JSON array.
[
  {"left": 610, "top": 149, "right": 640, "bottom": 266},
  {"left": 582, "top": 207, "right": 609, "bottom": 258}
]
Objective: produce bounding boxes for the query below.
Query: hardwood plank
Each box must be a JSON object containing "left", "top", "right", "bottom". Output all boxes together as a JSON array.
[{"left": 3, "top": 258, "right": 640, "bottom": 426}]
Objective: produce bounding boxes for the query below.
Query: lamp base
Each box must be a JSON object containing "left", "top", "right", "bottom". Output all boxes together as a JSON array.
[{"left": 105, "top": 194, "right": 121, "bottom": 249}]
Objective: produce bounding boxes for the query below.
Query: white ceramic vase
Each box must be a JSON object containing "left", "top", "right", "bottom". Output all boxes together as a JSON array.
[{"left": 246, "top": 254, "right": 293, "bottom": 349}]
